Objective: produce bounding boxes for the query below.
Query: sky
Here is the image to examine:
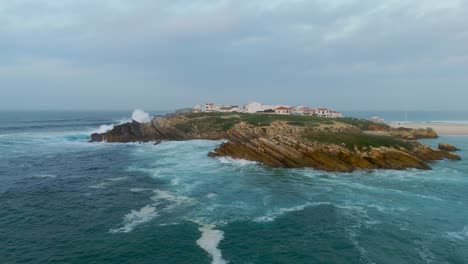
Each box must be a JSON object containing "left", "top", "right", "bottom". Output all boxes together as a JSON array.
[{"left": 1, "top": 0, "right": 467, "bottom": 111}]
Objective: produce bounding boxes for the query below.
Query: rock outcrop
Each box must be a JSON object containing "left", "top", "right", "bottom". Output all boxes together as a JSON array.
[
  {"left": 438, "top": 143, "right": 460, "bottom": 152},
  {"left": 90, "top": 114, "right": 461, "bottom": 172},
  {"left": 210, "top": 122, "right": 459, "bottom": 172},
  {"left": 388, "top": 127, "right": 438, "bottom": 140}
]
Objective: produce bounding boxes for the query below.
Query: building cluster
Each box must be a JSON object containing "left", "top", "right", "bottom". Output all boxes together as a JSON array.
[{"left": 193, "top": 102, "right": 342, "bottom": 118}]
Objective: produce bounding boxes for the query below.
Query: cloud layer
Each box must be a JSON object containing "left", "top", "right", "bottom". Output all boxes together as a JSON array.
[{"left": 1, "top": 0, "right": 467, "bottom": 110}]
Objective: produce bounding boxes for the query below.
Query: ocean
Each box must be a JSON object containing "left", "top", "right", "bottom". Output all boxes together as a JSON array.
[
  {"left": 1, "top": 110, "right": 467, "bottom": 264},
  {"left": 343, "top": 111, "right": 468, "bottom": 123}
]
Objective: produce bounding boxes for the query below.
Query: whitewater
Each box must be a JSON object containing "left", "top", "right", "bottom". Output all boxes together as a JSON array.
[{"left": 1, "top": 110, "right": 467, "bottom": 264}]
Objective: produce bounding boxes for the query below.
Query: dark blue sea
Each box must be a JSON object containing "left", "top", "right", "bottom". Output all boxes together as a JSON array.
[{"left": 1, "top": 110, "right": 467, "bottom": 264}]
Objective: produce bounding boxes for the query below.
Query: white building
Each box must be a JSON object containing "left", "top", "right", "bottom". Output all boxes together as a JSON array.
[
  {"left": 313, "top": 108, "right": 342, "bottom": 118},
  {"left": 219, "top": 105, "right": 242, "bottom": 113},
  {"left": 243, "top": 102, "right": 276, "bottom": 113},
  {"left": 291, "top": 106, "right": 311, "bottom": 116},
  {"left": 202, "top": 103, "right": 220, "bottom": 113},
  {"left": 275, "top": 106, "right": 291, "bottom": 115},
  {"left": 330, "top": 110, "right": 342, "bottom": 118}
]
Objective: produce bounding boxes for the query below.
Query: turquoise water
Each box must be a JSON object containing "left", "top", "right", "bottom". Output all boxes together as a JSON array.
[
  {"left": 343, "top": 111, "right": 468, "bottom": 123},
  {"left": 1, "top": 111, "right": 467, "bottom": 263}
]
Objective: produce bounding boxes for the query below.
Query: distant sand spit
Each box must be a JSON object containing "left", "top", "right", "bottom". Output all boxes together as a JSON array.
[{"left": 388, "top": 122, "right": 468, "bottom": 135}]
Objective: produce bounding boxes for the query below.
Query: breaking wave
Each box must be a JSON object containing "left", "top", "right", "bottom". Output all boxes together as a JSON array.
[{"left": 90, "top": 109, "right": 152, "bottom": 134}]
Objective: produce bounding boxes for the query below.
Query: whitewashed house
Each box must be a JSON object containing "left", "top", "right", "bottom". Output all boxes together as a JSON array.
[
  {"left": 291, "top": 106, "right": 311, "bottom": 116},
  {"left": 313, "top": 108, "right": 342, "bottom": 118},
  {"left": 313, "top": 108, "right": 330, "bottom": 117},
  {"left": 244, "top": 102, "right": 276, "bottom": 113},
  {"left": 275, "top": 106, "right": 291, "bottom": 115},
  {"left": 202, "top": 103, "right": 220, "bottom": 113},
  {"left": 329, "top": 110, "right": 342, "bottom": 118}
]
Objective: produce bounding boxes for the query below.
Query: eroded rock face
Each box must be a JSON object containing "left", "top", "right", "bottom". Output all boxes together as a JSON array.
[
  {"left": 438, "top": 143, "right": 460, "bottom": 152},
  {"left": 388, "top": 128, "right": 438, "bottom": 140},
  {"left": 90, "top": 120, "right": 143, "bottom": 143},
  {"left": 90, "top": 115, "right": 461, "bottom": 172},
  {"left": 210, "top": 122, "right": 459, "bottom": 172}
]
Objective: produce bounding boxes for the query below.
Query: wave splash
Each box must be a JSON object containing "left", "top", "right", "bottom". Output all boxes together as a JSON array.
[
  {"left": 131, "top": 109, "right": 151, "bottom": 123},
  {"left": 90, "top": 109, "right": 151, "bottom": 134}
]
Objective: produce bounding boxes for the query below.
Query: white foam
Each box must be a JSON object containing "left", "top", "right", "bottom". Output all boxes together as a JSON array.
[
  {"left": 132, "top": 109, "right": 151, "bottom": 123},
  {"left": 218, "top": 157, "right": 258, "bottom": 166},
  {"left": 92, "top": 124, "right": 115, "bottom": 134},
  {"left": 446, "top": 226, "right": 468, "bottom": 240},
  {"left": 151, "top": 189, "right": 197, "bottom": 206},
  {"left": 129, "top": 188, "right": 153, "bottom": 192},
  {"left": 110, "top": 205, "right": 159, "bottom": 233},
  {"left": 171, "top": 178, "right": 181, "bottom": 186},
  {"left": 89, "top": 182, "right": 107, "bottom": 189},
  {"left": 32, "top": 174, "right": 57, "bottom": 178},
  {"left": 254, "top": 202, "right": 331, "bottom": 222},
  {"left": 106, "top": 177, "right": 127, "bottom": 181},
  {"left": 90, "top": 109, "right": 150, "bottom": 136},
  {"left": 206, "top": 193, "right": 218, "bottom": 199},
  {"left": 196, "top": 224, "right": 227, "bottom": 264}
]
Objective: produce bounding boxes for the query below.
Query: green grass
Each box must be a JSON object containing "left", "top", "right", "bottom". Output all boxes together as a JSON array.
[
  {"left": 336, "top": 117, "right": 390, "bottom": 130},
  {"left": 303, "top": 131, "right": 414, "bottom": 150},
  {"left": 185, "top": 112, "right": 330, "bottom": 129},
  {"left": 177, "top": 113, "right": 413, "bottom": 150}
]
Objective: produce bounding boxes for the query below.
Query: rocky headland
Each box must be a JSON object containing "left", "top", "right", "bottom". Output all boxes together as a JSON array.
[{"left": 90, "top": 113, "right": 461, "bottom": 172}]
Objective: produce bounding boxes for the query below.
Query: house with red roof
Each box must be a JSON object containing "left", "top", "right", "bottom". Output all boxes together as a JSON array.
[
  {"left": 275, "top": 106, "right": 292, "bottom": 115},
  {"left": 312, "top": 108, "right": 342, "bottom": 118}
]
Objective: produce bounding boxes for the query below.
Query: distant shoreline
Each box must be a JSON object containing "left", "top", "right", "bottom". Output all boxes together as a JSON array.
[{"left": 387, "top": 122, "right": 468, "bottom": 135}]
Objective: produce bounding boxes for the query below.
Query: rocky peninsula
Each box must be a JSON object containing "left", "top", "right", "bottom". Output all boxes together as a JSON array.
[{"left": 90, "top": 113, "right": 461, "bottom": 172}]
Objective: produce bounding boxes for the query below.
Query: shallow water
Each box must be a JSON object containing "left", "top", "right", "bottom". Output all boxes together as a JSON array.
[{"left": 1, "top": 111, "right": 467, "bottom": 263}]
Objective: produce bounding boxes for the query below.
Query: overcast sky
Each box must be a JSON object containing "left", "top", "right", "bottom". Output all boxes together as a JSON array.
[{"left": 1, "top": 0, "right": 467, "bottom": 111}]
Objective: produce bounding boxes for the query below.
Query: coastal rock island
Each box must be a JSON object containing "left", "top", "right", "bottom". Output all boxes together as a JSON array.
[{"left": 90, "top": 113, "right": 460, "bottom": 172}]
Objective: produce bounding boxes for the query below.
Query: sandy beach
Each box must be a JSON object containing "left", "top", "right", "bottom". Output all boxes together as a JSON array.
[{"left": 388, "top": 122, "right": 468, "bottom": 135}]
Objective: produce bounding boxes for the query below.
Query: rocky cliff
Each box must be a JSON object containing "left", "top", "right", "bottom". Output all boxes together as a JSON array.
[{"left": 90, "top": 113, "right": 460, "bottom": 172}]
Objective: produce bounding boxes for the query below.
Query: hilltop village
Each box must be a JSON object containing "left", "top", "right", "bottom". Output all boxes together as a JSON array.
[{"left": 193, "top": 102, "right": 343, "bottom": 118}]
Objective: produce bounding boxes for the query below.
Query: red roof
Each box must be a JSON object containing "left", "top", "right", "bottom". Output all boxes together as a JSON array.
[
  {"left": 316, "top": 108, "right": 329, "bottom": 110},
  {"left": 275, "top": 106, "right": 290, "bottom": 110}
]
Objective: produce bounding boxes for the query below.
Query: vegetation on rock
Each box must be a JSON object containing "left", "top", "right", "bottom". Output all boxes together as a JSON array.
[{"left": 90, "top": 112, "right": 460, "bottom": 172}]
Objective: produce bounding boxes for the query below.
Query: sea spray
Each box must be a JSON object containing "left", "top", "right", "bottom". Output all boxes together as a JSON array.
[
  {"left": 131, "top": 109, "right": 151, "bottom": 123},
  {"left": 92, "top": 124, "right": 115, "bottom": 134},
  {"left": 90, "top": 109, "right": 151, "bottom": 134}
]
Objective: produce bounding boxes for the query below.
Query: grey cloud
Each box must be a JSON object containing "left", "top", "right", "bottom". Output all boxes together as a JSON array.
[{"left": 0, "top": 0, "right": 467, "bottom": 110}]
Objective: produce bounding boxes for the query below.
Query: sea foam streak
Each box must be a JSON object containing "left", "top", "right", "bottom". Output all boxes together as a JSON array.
[
  {"left": 111, "top": 189, "right": 197, "bottom": 233},
  {"left": 197, "top": 225, "right": 227, "bottom": 264},
  {"left": 254, "top": 202, "right": 331, "bottom": 222},
  {"left": 218, "top": 157, "right": 258, "bottom": 166},
  {"left": 110, "top": 205, "right": 159, "bottom": 233}
]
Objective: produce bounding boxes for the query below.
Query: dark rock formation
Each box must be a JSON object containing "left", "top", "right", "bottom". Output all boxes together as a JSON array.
[
  {"left": 438, "top": 143, "right": 460, "bottom": 152},
  {"left": 388, "top": 127, "right": 438, "bottom": 140},
  {"left": 90, "top": 114, "right": 461, "bottom": 172},
  {"left": 90, "top": 120, "right": 143, "bottom": 143},
  {"left": 210, "top": 122, "right": 458, "bottom": 172}
]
